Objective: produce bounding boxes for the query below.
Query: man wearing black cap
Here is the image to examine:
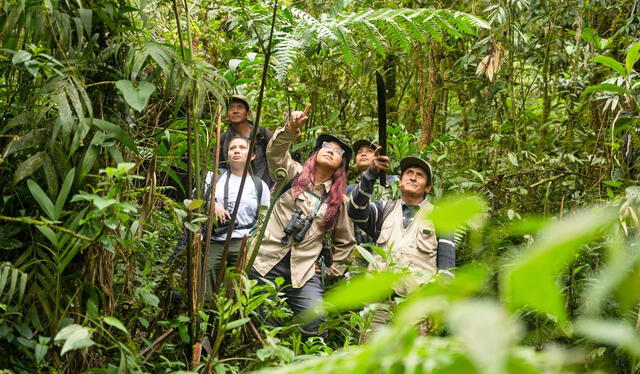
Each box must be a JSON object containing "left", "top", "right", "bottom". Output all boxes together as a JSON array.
[
  {"left": 346, "top": 139, "right": 398, "bottom": 196},
  {"left": 348, "top": 149, "right": 456, "bottom": 288},
  {"left": 217, "top": 95, "right": 273, "bottom": 187}
]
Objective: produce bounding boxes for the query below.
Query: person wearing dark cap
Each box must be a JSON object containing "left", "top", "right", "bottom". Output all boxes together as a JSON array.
[
  {"left": 346, "top": 139, "right": 398, "bottom": 250},
  {"left": 217, "top": 95, "right": 274, "bottom": 187},
  {"left": 249, "top": 104, "right": 355, "bottom": 337},
  {"left": 348, "top": 149, "right": 455, "bottom": 337},
  {"left": 346, "top": 139, "right": 398, "bottom": 196},
  {"left": 348, "top": 149, "right": 456, "bottom": 286}
]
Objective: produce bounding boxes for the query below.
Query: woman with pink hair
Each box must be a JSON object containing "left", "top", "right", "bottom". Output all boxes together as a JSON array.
[{"left": 250, "top": 104, "right": 356, "bottom": 337}]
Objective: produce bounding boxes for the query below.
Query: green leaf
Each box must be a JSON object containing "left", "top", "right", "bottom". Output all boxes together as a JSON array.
[
  {"left": 626, "top": 42, "right": 640, "bottom": 75},
  {"left": 425, "top": 193, "right": 488, "bottom": 234},
  {"left": 355, "top": 244, "right": 377, "bottom": 267},
  {"left": 575, "top": 318, "right": 640, "bottom": 357},
  {"left": 591, "top": 55, "right": 626, "bottom": 76},
  {"left": 184, "top": 221, "right": 200, "bottom": 233},
  {"left": 501, "top": 207, "right": 617, "bottom": 323},
  {"left": 92, "top": 119, "right": 138, "bottom": 153},
  {"left": 27, "top": 179, "right": 57, "bottom": 220},
  {"left": 115, "top": 80, "right": 155, "bottom": 112},
  {"left": 447, "top": 300, "right": 522, "bottom": 374},
  {"left": 55, "top": 168, "right": 76, "bottom": 216},
  {"left": 36, "top": 225, "right": 58, "bottom": 248},
  {"left": 305, "top": 271, "right": 404, "bottom": 320},
  {"left": 14, "top": 152, "right": 46, "bottom": 185},
  {"left": 187, "top": 199, "right": 203, "bottom": 211},
  {"left": 92, "top": 196, "right": 117, "bottom": 210},
  {"left": 54, "top": 324, "right": 95, "bottom": 355},
  {"left": 103, "top": 316, "right": 128, "bottom": 334},
  {"left": 580, "top": 83, "right": 627, "bottom": 99},
  {"left": 12, "top": 50, "right": 31, "bottom": 64},
  {"left": 224, "top": 317, "right": 250, "bottom": 331},
  {"left": 507, "top": 152, "right": 518, "bottom": 167},
  {"left": 35, "top": 341, "right": 48, "bottom": 363},
  {"left": 140, "top": 290, "right": 159, "bottom": 307}
]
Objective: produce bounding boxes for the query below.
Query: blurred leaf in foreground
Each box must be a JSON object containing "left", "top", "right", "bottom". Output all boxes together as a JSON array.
[
  {"left": 501, "top": 206, "right": 617, "bottom": 323},
  {"left": 425, "top": 193, "right": 488, "bottom": 235}
]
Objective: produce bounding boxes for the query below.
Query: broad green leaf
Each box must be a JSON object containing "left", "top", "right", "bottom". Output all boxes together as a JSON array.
[
  {"left": 224, "top": 317, "right": 250, "bottom": 331},
  {"left": 92, "top": 196, "right": 117, "bottom": 210},
  {"left": 115, "top": 80, "right": 155, "bottom": 112},
  {"left": 447, "top": 300, "right": 522, "bottom": 374},
  {"left": 27, "top": 179, "right": 57, "bottom": 220},
  {"left": 507, "top": 152, "right": 518, "bottom": 166},
  {"left": 55, "top": 324, "right": 95, "bottom": 355},
  {"left": 626, "top": 42, "right": 640, "bottom": 75},
  {"left": 12, "top": 50, "right": 31, "bottom": 64},
  {"left": 425, "top": 193, "right": 487, "bottom": 234},
  {"left": 35, "top": 342, "right": 48, "bottom": 363},
  {"left": 61, "top": 330, "right": 94, "bottom": 355},
  {"left": 395, "top": 264, "right": 489, "bottom": 325},
  {"left": 140, "top": 290, "right": 159, "bottom": 307},
  {"left": 355, "top": 244, "right": 377, "bottom": 267},
  {"left": 575, "top": 318, "right": 640, "bottom": 357},
  {"left": 55, "top": 168, "right": 76, "bottom": 216},
  {"left": 501, "top": 207, "right": 617, "bottom": 323},
  {"left": 36, "top": 225, "right": 58, "bottom": 248},
  {"left": 591, "top": 55, "right": 626, "bottom": 76},
  {"left": 103, "top": 316, "right": 128, "bottom": 334},
  {"left": 1, "top": 129, "right": 46, "bottom": 160},
  {"left": 188, "top": 199, "right": 203, "bottom": 211},
  {"left": 14, "top": 152, "right": 46, "bottom": 185},
  {"left": 92, "top": 119, "right": 138, "bottom": 153},
  {"left": 184, "top": 221, "right": 200, "bottom": 233},
  {"left": 580, "top": 83, "right": 627, "bottom": 99},
  {"left": 305, "top": 270, "right": 404, "bottom": 320}
]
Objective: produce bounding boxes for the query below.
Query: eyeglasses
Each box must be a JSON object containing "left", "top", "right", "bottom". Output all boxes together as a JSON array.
[{"left": 321, "top": 141, "right": 345, "bottom": 156}]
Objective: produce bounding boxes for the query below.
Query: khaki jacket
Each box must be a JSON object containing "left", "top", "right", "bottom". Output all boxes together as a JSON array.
[
  {"left": 252, "top": 127, "right": 355, "bottom": 288},
  {"left": 372, "top": 201, "right": 438, "bottom": 294}
]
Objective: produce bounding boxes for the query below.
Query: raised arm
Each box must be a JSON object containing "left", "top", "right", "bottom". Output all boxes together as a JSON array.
[
  {"left": 348, "top": 147, "right": 389, "bottom": 240},
  {"left": 348, "top": 169, "right": 385, "bottom": 239},
  {"left": 266, "top": 104, "right": 311, "bottom": 183}
]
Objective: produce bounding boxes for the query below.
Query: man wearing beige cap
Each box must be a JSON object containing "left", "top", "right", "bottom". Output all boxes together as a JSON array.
[
  {"left": 348, "top": 150, "right": 455, "bottom": 284},
  {"left": 217, "top": 95, "right": 274, "bottom": 187}
]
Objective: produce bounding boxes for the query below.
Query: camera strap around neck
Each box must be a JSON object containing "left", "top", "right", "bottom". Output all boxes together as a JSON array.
[{"left": 305, "top": 189, "right": 327, "bottom": 217}]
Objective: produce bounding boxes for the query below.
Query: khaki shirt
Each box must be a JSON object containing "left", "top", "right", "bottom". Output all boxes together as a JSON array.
[
  {"left": 372, "top": 201, "right": 438, "bottom": 294},
  {"left": 252, "top": 127, "right": 356, "bottom": 288}
]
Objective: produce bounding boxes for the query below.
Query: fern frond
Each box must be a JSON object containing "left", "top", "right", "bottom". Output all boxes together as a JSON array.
[{"left": 0, "top": 262, "right": 28, "bottom": 306}]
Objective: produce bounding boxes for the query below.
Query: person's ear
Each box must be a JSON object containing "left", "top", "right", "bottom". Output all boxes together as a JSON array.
[
  {"left": 247, "top": 110, "right": 253, "bottom": 119},
  {"left": 424, "top": 184, "right": 432, "bottom": 194},
  {"left": 251, "top": 153, "right": 256, "bottom": 161}
]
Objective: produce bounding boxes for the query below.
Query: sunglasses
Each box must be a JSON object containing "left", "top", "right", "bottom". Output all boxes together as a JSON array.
[{"left": 321, "top": 141, "right": 345, "bottom": 156}]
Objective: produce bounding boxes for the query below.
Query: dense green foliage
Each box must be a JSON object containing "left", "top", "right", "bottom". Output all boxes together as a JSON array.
[{"left": 1, "top": 0, "right": 640, "bottom": 373}]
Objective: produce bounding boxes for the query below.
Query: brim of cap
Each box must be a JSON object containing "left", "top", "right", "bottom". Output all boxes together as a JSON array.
[
  {"left": 315, "top": 134, "right": 353, "bottom": 167},
  {"left": 400, "top": 157, "right": 432, "bottom": 183},
  {"left": 352, "top": 139, "right": 376, "bottom": 152}
]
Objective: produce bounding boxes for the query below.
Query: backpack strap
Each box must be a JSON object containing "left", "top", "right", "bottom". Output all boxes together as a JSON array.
[
  {"left": 251, "top": 174, "right": 263, "bottom": 207},
  {"left": 375, "top": 200, "right": 399, "bottom": 235}
]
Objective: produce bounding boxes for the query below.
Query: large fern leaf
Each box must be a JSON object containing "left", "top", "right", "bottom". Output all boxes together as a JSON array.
[{"left": 273, "top": 7, "right": 489, "bottom": 80}]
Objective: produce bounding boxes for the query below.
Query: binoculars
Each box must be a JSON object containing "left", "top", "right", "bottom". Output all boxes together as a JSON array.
[{"left": 282, "top": 208, "right": 315, "bottom": 244}]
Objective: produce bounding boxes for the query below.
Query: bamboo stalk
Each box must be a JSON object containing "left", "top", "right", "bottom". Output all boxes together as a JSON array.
[
  {"left": 200, "top": 107, "right": 223, "bottom": 303},
  {"left": 213, "top": 0, "right": 280, "bottom": 295}
]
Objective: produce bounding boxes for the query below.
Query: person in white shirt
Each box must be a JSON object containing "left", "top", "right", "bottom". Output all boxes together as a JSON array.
[{"left": 204, "top": 136, "right": 270, "bottom": 293}]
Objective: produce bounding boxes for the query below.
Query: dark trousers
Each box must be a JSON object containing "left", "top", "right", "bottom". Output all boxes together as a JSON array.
[
  {"left": 205, "top": 239, "right": 243, "bottom": 295},
  {"left": 250, "top": 252, "right": 325, "bottom": 337}
]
